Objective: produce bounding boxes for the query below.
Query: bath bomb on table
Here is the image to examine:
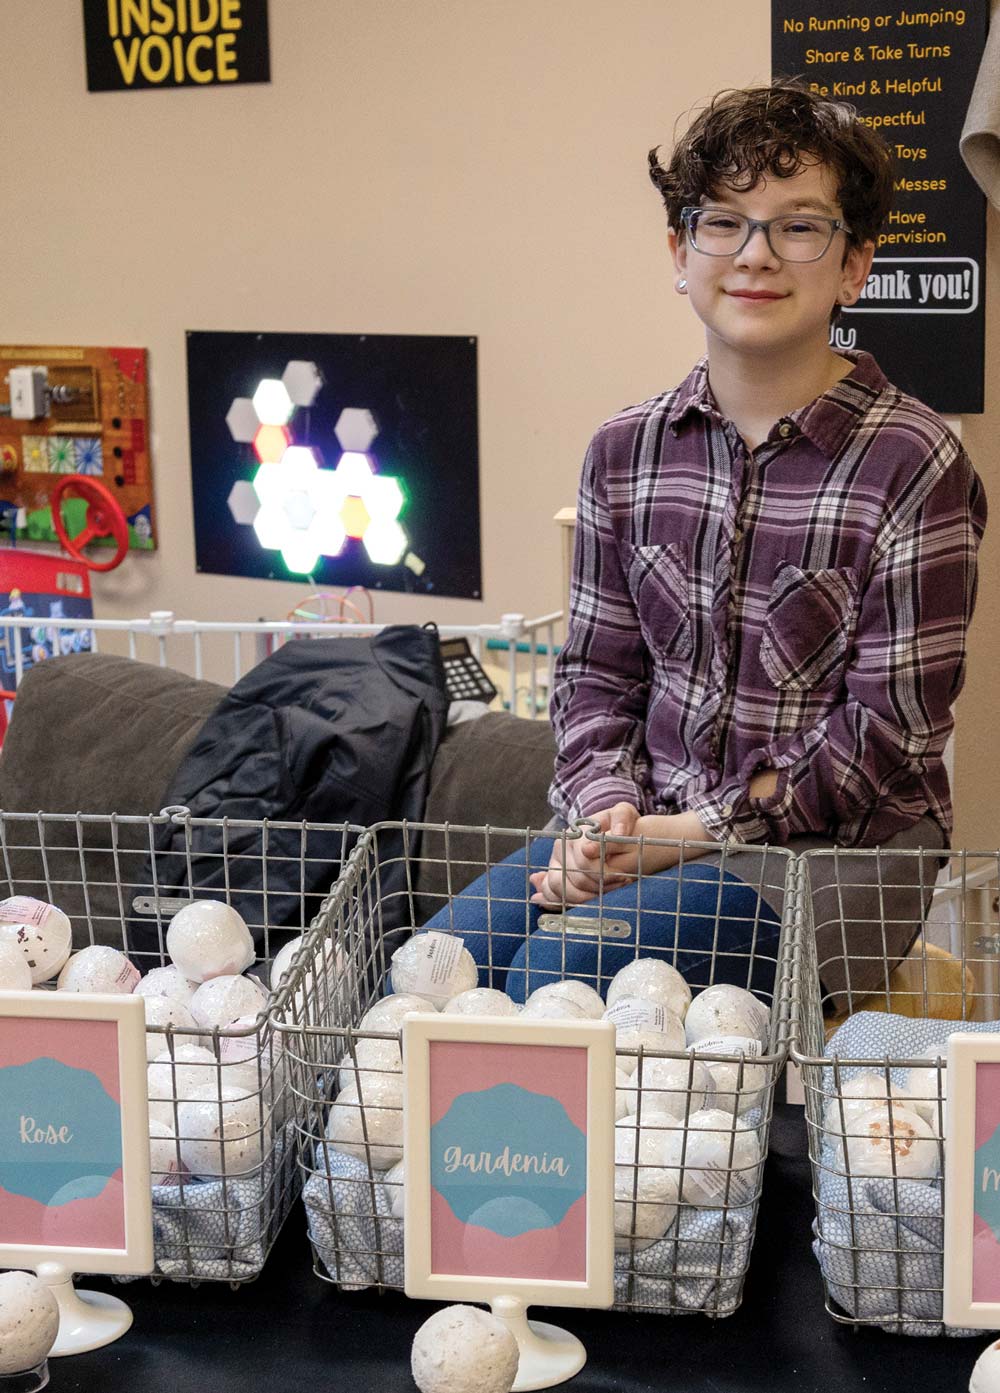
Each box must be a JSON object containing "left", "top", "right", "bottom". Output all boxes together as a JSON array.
[
  {"left": 0, "top": 1270, "right": 60, "bottom": 1374},
  {"left": 148, "top": 1119, "right": 185, "bottom": 1185},
  {"left": 134, "top": 964, "right": 197, "bottom": 1006},
  {"left": 177, "top": 1083, "right": 267, "bottom": 1178},
  {"left": 0, "top": 897, "right": 72, "bottom": 984},
  {"left": 384, "top": 1157, "right": 405, "bottom": 1220},
  {"left": 684, "top": 985, "right": 771, "bottom": 1048},
  {"left": 390, "top": 932, "right": 478, "bottom": 1008},
  {"left": 0, "top": 939, "right": 32, "bottom": 992},
  {"left": 519, "top": 995, "right": 588, "bottom": 1022},
  {"left": 326, "top": 1076, "right": 404, "bottom": 1171},
  {"left": 604, "top": 997, "right": 686, "bottom": 1075},
  {"left": 524, "top": 979, "right": 605, "bottom": 1020},
  {"left": 57, "top": 944, "right": 140, "bottom": 994},
  {"left": 614, "top": 1162, "right": 679, "bottom": 1250},
  {"left": 166, "top": 900, "right": 255, "bottom": 982},
  {"left": 822, "top": 1070, "right": 919, "bottom": 1135},
  {"left": 189, "top": 973, "right": 269, "bottom": 1029},
  {"left": 411, "top": 1305, "right": 519, "bottom": 1393},
  {"left": 443, "top": 988, "right": 520, "bottom": 1018},
  {"left": 141, "top": 995, "right": 200, "bottom": 1061},
  {"left": 971, "top": 1338, "right": 1000, "bottom": 1393},
  {"left": 662, "top": 1108, "right": 763, "bottom": 1209},
  {"left": 606, "top": 958, "right": 692, "bottom": 1021},
  {"left": 619, "top": 1054, "right": 712, "bottom": 1122},
  {"left": 836, "top": 1103, "right": 940, "bottom": 1182}
]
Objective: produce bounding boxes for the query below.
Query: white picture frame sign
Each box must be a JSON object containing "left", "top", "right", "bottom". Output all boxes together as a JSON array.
[
  {"left": 0, "top": 991, "right": 154, "bottom": 1355},
  {"left": 402, "top": 1013, "right": 615, "bottom": 1392},
  {"left": 944, "top": 1032, "right": 1000, "bottom": 1329}
]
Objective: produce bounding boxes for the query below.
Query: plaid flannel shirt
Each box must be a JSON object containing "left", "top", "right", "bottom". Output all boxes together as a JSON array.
[{"left": 548, "top": 351, "right": 987, "bottom": 846}]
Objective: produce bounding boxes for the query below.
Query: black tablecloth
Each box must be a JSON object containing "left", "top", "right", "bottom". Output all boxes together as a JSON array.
[{"left": 56, "top": 1106, "right": 984, "bottom": 1393}]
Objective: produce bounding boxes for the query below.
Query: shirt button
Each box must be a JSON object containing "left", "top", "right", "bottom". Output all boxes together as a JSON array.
[
  {"left": 720, "top": 803, "right": 734, "bottom": 817},
  {"left": 778, "top": 421, "right": 792, "bottom": 438}
]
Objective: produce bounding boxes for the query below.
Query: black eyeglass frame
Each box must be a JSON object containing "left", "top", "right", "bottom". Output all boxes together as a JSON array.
[{"left": 679, "top": 206, "right": 853, "bottom": 263}]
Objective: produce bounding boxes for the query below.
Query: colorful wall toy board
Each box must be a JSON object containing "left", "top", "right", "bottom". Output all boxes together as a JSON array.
[
  {"left": 186, "top": 331, "right": 481, "bottom": 599},
  {"left": 0, "top": 345, "right": 155, "bottom": 551}
]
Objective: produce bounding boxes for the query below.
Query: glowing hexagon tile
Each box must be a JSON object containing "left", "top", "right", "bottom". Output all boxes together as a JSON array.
[
  {"left": 227, "top": 480, "right": 260, "bottom": 526},
  {"left": 225, "top": 398, "right": 259, "bottom": 443},
  {"left": 253, "top": 424, "right": 291, "bottom": 463},
  {"left": 334, "top": 408, "right": 378, "bottom": 452},
  {"left": 281, "top": 361, "right": 323, "bottom": 408},
  {"left": 252, "top": 378, "right": 293, "bottom": 427},
  {"left": 360, "top": 474, "right": 404, "bottom": 521},
  {"left": 363, "top": 519, "right": 408, "bottom": 565},
  {"left": 340, "top": 495, "right": 370, "bottom": 540}
]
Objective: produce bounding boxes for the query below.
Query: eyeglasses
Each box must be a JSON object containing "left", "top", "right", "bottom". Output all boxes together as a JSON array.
[{"left": 680, "top": 206, "right": 851, "bottom": 263}]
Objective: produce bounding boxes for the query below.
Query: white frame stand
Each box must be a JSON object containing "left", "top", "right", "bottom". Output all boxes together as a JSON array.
[
  {"left": 490, "top": 1295, "right": 586, "bottom": 1392},
  {"left": 36, "top": 1261, "right": 133, "bottom": 1357}
]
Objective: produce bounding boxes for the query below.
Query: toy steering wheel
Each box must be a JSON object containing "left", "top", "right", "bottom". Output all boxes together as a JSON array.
[{"left": 50, "top": 476, "right": 130, "bottom": 573}]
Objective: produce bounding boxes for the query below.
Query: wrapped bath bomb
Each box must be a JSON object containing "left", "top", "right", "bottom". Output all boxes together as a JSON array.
[
  {"left": 614, "top": 1110, "right": 677, "bottom": 1169},
  {"left": 696, "top": 1035, "right": 768, "bottom": 1115},
  {"left": 903, "top": 1043, "right": 949, "bottom": 1129},
  {"left": 519, "top": 995, "right": 588, "bottom": 1022},
  {"left": 0, "top": 897, "right": 72, "bottom": 984},
  {"left": 620, "top": 1054, "right": 712, "bottom": 1121},
  {"left": 148, "top": 1119, "right": 185, "bottom": 1185},
  {"left": 390, "top": 932, "right": 477, "bottom": 1008},
  {"left": 337, "top": 1035, "right": 402, "bottom": 1093},
  {"left": 444, "top": 988, "right": 520, "bottom": 1017},
  {"left": 190, "top": 973, "right": 268, "bottom": 1028},
  {"left": 970, "top": 1338, "right": 1000, "bottom": 1393},
  {"left": 147, "top": 1044, "right": 222, "bottom": 1124},
  {"left": 614, "top": 1162, "right": 679, "bottom": 1250},
  {"left": 606, "top": 958, "right": 691, "bottom": 1020},
  {"left": 58, "top": 944, "right": 140, "bottom": 994},
  {"left": 615, "top": 1065, "right": 632, "bottom": 1121},
  {"left": 604, "top": 997, "right": 686, "bottom": 1075},
  {"left": 177, "top": 1083, "right": 267, "bottom": 1178},
  {"left": 684, "top": 984, "right": 770, "bottom": 1048},
  {"left": 662, "top": 1108, "right": 762, "bottom": 1208},
  {"left": 134, "top": 964, "right": 197, "bottom": 1006},
  {"left": 836, "top": 1103, "right": 939, "bottom": 1181},
  {"left": 141, "top": 995, "right": 200, "bottom": 1061},
  {"left": 166, "top": 900, "right": 255, "bottom": 982},
  {"left": 524, "top": 980, "right": 605, "bottom": 1020},
  {"left": 0, "top": 1270, "right": 60, "bottom": 1375},
  {"left": 822, "top": 1070, "right": 917, "bottom": 1135},
  {"left": 360, "top": 993, "right": 430, "bottom": 1031},
  {"left": 411, "top": 1305, "right": 519, "bottom": 1393},
  {"left": 0, "top": 939, "right": 32, "bottom": 992},
  {"left": 269, "top": 934, "right": 305, "bottom": 991},
  {"left": 326, "top": 1076, "right": 404, "bottom": 1170},
  {"left": 385, "top": 1157, "right": 406, "bottom": 1219}
]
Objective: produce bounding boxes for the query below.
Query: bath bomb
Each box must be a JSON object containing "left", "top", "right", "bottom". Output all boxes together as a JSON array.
[
  {"left": 390, "top": 932, "right": 478, "bottom": 1008},
  {"left": 970, "top": 1338, "right": 1000, "bottom": 1393},
  {"left": 326, "top": 1077, "right": 404, "bottom": 1170},
  {"left": 614, "top": 1162, "right": 679, "bottom": 1250},
  {"left": 696, "top": 1036, "right": 768, "bottom": 1115},
  {"left": 684, "top": 985, "right": 771, "bottom": 1048},
  {"left": 662, "top": 1108, "right": 763, "bottom": 1209},
  {"left": 836, "top": 1103, "right": 940, "bottom": 1182},
  {"left": 604, "top": 997, "right": 686, "bottom": 1075},
  {"left": 218, "top": 1014, "right": 283, "bottom": 1067},
  {"left": 360, "top": 994, "right": 430, "bottom": 1032},
  {"left": 177, "top": 1083, "right": 267, "bottom": 1178},
  {"left": 141, "top": 995, "right": 200, "bottom": 1061},
  {"left": 385, "top": 1157, "right": 406, "bottom": 1219},
  {"left": 0, "top": 897, "right": 72, "bottom": 984},
  {"left": 0, "top": 939, "right": 32, "bottom": 992},
  {"left": 148, "top": 1119, "right": 185, "bottom": 1185},
  {"left": 0, "top": 1270, "right": 60, "bottom": 1375},
  {"left": 166, "top": 900, "right": 255, "bottom": 982},
  {"left": 524, "top": 980, "right": 605, "bottom": 1020},
  {"left": 57, "top": 944, "right": 140, "bottom": 994},
  {"left": 134, "top": 965, "right": 197, "bottom": 1006},
  {"left": 190, "top": 973, "right": 269, "bottom": 1028},
  {"left": 614, "top": 1110, "right": 678, "bottom": 1169},
  {"left": 619, "top": 1055, "right": 712, "bottom": 1122},
  {"left": 269, "top": 934, "right": 306, "bottom": 991},
  {"left": 822, "top": 1070, "right": 917, "bottom": 1135},
  {"left": 337, "top": 1035, "right": 403, "bottom": 1093},
  {"left": 444, "top": 988, "right": 520, "bottom": 1018},
  {"left": 147, "top": 1044, "right": 223, "bottom": 1124},
  {"left": 411, "top": 1305, "right": 519, "bottom": 1393},
  {"left": 615, "top": 1065, "right": 633, "bottom": 1121},
  {"left": 519, "top": 995, "right": 588, "bottom": 1022},
  {"left": 606, "top": 958, "right": 692, "bottom": 1020},
  {"left": 903, "top": 1044, "right": 949, "bottom": 1129}
]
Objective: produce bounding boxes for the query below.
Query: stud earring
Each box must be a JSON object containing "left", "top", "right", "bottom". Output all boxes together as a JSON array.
[{"left": 677, "top": 278, "right": 688, "bottom": 292}]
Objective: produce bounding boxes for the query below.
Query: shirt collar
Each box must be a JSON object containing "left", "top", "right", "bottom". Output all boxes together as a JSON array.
[{"left": 666, "top": 350, "right": 890, "bottom": 458}]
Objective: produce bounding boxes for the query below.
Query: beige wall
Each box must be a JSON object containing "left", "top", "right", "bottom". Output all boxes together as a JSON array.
[{"left": 3, "top": 1, "right": 998, "bottom": 842}]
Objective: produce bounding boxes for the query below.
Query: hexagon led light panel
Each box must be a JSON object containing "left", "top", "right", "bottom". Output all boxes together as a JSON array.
[{"left": 252, "top": 446, "right": 346, "bottom": 575}]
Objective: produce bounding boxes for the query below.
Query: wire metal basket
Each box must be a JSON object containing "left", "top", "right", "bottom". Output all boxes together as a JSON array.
[
  {"left": 279, "top": 821, "right": 796, "bottom": 1316},
  {"left": 790, "top": 845, "right": 1000, "bottom": 1335},
  {"left": 0, "top": 808, "right": 361, "bottom": 1286}
]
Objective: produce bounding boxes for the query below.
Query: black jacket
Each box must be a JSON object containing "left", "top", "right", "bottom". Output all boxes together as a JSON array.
[{"left": 134, "top": 625, "right": 449, "bottom": 959}]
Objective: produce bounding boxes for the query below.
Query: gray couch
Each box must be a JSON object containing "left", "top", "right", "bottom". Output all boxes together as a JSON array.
[{"left": 0, "top": 653, "right": 558, "bottom": 952}]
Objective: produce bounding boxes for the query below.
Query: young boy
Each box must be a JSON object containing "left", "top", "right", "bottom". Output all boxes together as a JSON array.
[{"left": 431, "top": 83, "right": 986, "bottom": 1003}]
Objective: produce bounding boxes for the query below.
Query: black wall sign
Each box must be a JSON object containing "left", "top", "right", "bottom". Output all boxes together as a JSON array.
[
  {"left": 83, "top": 0, "right": 270, "bottom": 92},
  {"left": 773, "top": 1, "right": 986, "bottom": 414}
]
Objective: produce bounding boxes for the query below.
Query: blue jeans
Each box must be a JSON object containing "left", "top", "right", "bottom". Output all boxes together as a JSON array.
[{"left": 422, "top": 837, "right": 782, "bottom": 1004}]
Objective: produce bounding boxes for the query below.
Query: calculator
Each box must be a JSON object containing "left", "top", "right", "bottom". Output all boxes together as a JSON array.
[{"left": 439, "top": 636, "right": 499, "bottom": 704}]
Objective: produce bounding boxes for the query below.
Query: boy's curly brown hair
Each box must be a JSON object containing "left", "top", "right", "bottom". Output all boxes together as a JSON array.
[{"left": 648, "top": 82, "right": 895, "bottom": 247}]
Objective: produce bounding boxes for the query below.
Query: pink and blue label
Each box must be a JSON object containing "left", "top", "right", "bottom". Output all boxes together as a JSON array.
[
  {"left": 0, "top": 1017, "right": 125, "bottom": 1250},
  {"left": 429, "top": 1040, "right": 588, "bottom": 1282}
]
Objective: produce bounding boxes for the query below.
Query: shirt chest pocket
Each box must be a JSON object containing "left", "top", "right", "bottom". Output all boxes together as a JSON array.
[
  {"left": 760, "top": 563, "right": 861, "bottom": 693},
  {"left": 627, "top": 542, "right": 693, "bottom": 662}
]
